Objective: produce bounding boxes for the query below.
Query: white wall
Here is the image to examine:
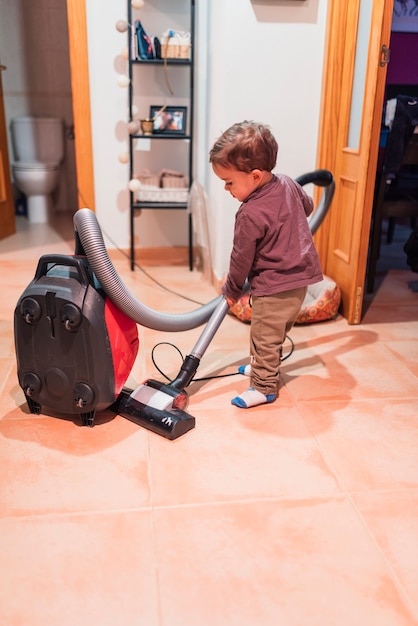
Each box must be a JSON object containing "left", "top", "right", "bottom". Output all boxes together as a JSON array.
[
  {"left": 85, "top": 0, "right": 327, "bottom": 279},
  {"left": 202, "top": 0, "right": 328, "bottom": 279}
]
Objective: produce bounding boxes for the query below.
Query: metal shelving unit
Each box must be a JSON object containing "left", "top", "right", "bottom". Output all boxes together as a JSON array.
[{"left": 127, "top": 0, "right": 195, "bottom": 270}]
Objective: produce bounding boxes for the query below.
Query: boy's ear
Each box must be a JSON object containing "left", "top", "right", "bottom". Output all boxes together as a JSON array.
[{"left": 251, "top": 168, "right": 262, "bottom": 182}]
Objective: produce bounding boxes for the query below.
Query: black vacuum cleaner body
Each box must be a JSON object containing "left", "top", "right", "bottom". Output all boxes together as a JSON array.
[{"left": 14, "top": 254, "right": 139, "bottom": 426}]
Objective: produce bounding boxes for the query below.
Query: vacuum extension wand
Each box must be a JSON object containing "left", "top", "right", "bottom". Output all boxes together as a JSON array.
[{"left": 170, "top": 295, "right": 231, "bottom": 390}]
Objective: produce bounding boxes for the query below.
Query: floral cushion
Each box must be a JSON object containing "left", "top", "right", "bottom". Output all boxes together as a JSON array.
[{"left": 228, "top": 276, "right": 341, "bottom": 324}]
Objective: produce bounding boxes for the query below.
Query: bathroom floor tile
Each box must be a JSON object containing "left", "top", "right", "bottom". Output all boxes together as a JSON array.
[
  {"left": 153, "top": 497, "right": 416, "bottom": 626},
  {"left": 0, "top": 412, "right": 152, "bottom": 516},
  {"left": 0, "top": 510, "right": 159, "bottom": 626},
  {"left": 298, "top": 399, "right": 418, "bottom": 491},
  {"left": 148, "top": 407, "right": 340, "bottom": 507}
]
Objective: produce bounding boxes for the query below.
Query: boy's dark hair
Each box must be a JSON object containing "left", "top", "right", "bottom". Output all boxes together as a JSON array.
[{"left": 209, "top": 120, "right": 278, "bottom": 172}]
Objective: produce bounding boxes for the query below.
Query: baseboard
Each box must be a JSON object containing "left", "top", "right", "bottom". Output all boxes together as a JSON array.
[{"left": 108, "top": 246, "right": 189, "bottom": 266}]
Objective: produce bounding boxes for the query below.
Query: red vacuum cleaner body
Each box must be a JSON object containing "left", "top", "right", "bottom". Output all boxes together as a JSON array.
[{"left": 14, "top": 254, "right": 139, "bottom": 426}]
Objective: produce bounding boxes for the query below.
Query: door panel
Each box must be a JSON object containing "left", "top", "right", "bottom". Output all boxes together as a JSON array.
[
  {"left": 315, "top": 0, "right": 394, "bottom": 323},
  {"left": 336, "top": 177, "right": 357, "bottom": 264},
  {"left": 0, "top": 65, "right": 15, "bottom": 240}
]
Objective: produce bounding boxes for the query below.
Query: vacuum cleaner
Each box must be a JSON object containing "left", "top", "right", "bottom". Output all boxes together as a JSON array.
[{"left": 14, "top": 170, "right": 335, "bottom": 439}]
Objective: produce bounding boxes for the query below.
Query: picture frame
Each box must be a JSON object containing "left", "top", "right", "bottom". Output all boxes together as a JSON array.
[{"left": 149, "top": 106, "right": 188, "bottom": 135}]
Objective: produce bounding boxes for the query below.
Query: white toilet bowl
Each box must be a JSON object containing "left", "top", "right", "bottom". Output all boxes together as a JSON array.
[
  {"left": 12, "top": 163, "right": 60, "bottom": 223},
  {"left": 10, "top": 116, "right": 64, "bottom": 224}
]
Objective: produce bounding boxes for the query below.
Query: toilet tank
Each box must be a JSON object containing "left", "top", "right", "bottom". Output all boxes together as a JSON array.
[{"left": 11, "top": 116, "right": 64, "bottom": 163}]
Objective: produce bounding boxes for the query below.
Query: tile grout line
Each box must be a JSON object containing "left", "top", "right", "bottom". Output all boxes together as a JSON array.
[{"left": 346, "top": 489, "right": 418, "bottom": 622}]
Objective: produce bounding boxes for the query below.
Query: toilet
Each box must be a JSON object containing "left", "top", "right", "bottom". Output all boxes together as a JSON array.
[{"left": 11, "top": 116, "right": 64, "bottom": 223}]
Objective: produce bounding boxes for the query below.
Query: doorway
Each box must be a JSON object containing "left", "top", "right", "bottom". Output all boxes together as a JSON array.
[
  {"left": 365, "top": 26, "right": 418, "bottom": 295},
  {"left": 0, "top": 0, "right": 78, "bottom": 230}
]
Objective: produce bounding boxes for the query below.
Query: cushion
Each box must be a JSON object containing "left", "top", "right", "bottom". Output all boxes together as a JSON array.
[{"left": 228, "top": 276, "right": 341, "bottom": 325}]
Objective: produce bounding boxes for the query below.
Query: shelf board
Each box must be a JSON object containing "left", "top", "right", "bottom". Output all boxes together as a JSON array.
[
  {"left": 133, "top": 133, "right": 191, "bottom": 140},
  {"left": 133, "top": 201, "right": 189, "bottom": 210},
  {"left": 131, "top": 58, "right": 191, "bottom": 66}
]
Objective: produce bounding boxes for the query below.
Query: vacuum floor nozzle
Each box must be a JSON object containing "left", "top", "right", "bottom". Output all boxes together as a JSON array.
[{"left": 115, "top": 388, "right": 195, "bottom": 440}]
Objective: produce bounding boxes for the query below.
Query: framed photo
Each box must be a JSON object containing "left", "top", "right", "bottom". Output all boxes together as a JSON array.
[
  {"left": 150, "top": 106, "right": 187, "bottom": 135},
  {"left": 392, "top": 1, "right": 418, "bottom": 32}
]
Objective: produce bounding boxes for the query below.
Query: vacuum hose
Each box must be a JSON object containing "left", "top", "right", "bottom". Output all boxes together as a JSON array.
[
  {"left": 73, "top": 169, "right": 334, "bottom": 333},
  {"left": 73, "top": 208, "right": 222, "bottom": 332}
]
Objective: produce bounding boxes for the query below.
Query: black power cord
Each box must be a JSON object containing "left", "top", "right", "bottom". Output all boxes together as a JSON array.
[{"left": 151, "top": 335, "right": 295, "bottom": 385}]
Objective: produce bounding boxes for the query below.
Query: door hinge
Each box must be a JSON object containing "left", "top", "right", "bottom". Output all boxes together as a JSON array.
[
  {"left": 354, "top": 286, "right": 362, "bottom": 324},
  {"left": 380, "top": 44, "right": 390, "bottom": 67}
]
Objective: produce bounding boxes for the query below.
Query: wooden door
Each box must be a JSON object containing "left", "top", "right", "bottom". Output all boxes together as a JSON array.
[
  {"left": 0, "top": 65, "right": 16, "bottom": 240},
  {"left": 315, "top": 0, "right": 394, "bottom": 323},
  {"left": 66, "top": 0, "right": 95, "bottom": 212}
]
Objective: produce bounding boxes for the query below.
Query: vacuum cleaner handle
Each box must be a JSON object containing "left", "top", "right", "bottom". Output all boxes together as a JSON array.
[
  {"left": 34, "top": 254, "right": 93, "bottom": 287},
  {"left": 295, "top": 169, "right": 333, "bottom": 188},
  {"left": 295, "top": 169, "right": 335, "bottom": 236}
]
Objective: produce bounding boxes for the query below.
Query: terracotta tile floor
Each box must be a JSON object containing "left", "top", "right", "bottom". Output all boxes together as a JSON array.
[{"left": 1, "top": 214, "right": 418, "bottom": 626}]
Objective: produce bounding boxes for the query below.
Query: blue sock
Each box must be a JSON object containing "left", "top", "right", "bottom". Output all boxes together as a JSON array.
[{"left": 231, "top": 387, "right": 277, "bottom": 409}]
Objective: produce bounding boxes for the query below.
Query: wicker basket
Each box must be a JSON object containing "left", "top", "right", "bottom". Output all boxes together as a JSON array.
[
  {"left": 161, "top": 40, "right": 191, "bottom": 59},
  {"left": 137, "top": 187, "right": 189, "bottom": 203}
]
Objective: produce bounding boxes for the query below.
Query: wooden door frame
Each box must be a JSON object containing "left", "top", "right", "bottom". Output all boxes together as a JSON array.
[
  {"left": 313, "top": 1, "right": 348, "bottom": 263},
  {"left": 66, "top": 0, "right": 95, "bottom": 212}
]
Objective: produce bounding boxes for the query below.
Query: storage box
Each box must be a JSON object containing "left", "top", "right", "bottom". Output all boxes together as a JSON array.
[
  {"left": 161, "top": 172, "right": 188, "bottom": 188},
  {"left": 137, "top": 172, "right": 160, "bottom": 187}
]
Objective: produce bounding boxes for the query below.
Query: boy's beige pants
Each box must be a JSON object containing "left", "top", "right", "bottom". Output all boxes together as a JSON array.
[{"left": 250, "top": 287, "right": 307, "bottom": 396}]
